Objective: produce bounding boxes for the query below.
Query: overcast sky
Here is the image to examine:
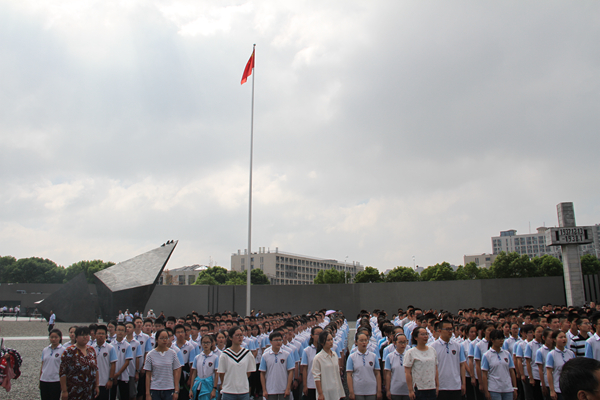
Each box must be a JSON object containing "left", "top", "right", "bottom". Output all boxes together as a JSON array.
[{"left": 1, "top": 1, "right": 599, "bottom": 273}]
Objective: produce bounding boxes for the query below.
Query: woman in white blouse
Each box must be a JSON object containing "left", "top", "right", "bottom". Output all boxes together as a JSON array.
[
  {"left": 404, "top": 327, "right": 438, "bottom": 400},
  {"left": 312, "top": 330, "right": 345, "bottom": 400}
]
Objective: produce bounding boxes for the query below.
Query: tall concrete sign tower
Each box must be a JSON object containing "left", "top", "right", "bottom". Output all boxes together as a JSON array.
[{"left": 545, "top": 202, "right": 593, "bottom": 306}]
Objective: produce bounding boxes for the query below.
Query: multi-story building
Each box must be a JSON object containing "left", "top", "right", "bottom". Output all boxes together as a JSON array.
[
  {"left": 230, "top": 248, "right": 364, "bottom": 285},
  {"left": 491, "top": 225, "right": 600, "bottom": 260},
  {"left": 463, "top": 253, "right": 497, "bottom": 268},
  {"left": 159, "top": 265, "right": 207, "bottom": 285}
]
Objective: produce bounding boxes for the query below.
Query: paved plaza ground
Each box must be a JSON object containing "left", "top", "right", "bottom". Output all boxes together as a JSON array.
[{"left": 0, "top": 320, "right": 89, "bottom": 400}]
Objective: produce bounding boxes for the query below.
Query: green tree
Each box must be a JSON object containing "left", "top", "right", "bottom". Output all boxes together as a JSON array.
[
  {"left": 0, "top": 256, "right": 17, "bottom": 282},
  {"left": 193, "top": 266, "right": 230, "bottom": 285},
  {"left": 3, "top": 257, "right": 63, "bottom": 283},
  {"left": 455, "top": 262, "right": 479, "bottom": 280},
  {"left": 194, "top": 274, "right": 219, "bottom": 285},
  {"left": 64, "top": 260, "right": 115, "bottom": 283},
  {"left": 354, "top": 266, "right": 383, "bottom": 283},
  {"left": 532, "top": 255, "right": 563, "bottom": 277},
  {"left": 314, "top": 268, "right": 345, "bottom": 284},
  {"left": 250, "top": 268, "right": 270, "bottom": 285},
  {"left": 224, "top": 273, "right": 246, "bottom": 285},
  {"left": 385, "top": 266, "right": 420, "bottom": 282},
  {"left": 420, "top": 262, "right": 456, "bottom": 281},
  {"left": 582, "top": 254, "right": 600, "bottom": 275},
  {"left": 490, "top": 252, "right": 538, "bottom": 278}
]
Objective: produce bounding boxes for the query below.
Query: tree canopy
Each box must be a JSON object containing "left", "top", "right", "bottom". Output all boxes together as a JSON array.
[
  {"left": 192, "top": 266, "right": 270, "bottom": 285},
  {"left": 385, "top": 266, "right": 420, "bottom": 282},
  {"left": 0, "top": 256, "right": 114, "bottom": 284},
  {"left": 313, "top": 268, "right": 346, "bottom": 284},
  {"left": 354, "top": 266, "right": 384, "bottom": 283}
]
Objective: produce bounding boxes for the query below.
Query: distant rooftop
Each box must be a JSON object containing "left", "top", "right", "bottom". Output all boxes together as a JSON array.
[{"left": 166, "top": 264, "right": 208, "bottom": 272}]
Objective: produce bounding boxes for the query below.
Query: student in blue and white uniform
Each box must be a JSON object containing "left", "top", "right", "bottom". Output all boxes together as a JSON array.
[
  {"left": 545, "top": 331, "right": 575, "bottom": 400},
  {"left": 525, "top": 326, "right": 544, "bottom": 400},
  {"left": 112, "top": 323, "right": 133, "bottom": 400},
  {"left": 302, "top": 326, "right": 323, "bottom": 400},
  {"left": 384, "top": 333, "right": 409, "bottom": 400},
  {"left": 94, "top": 325, "right": 117, "bottom": 400},
  {"left": 480, "top": 330, "right": 517, "bottom": 400},
  {"left": 585, "top": 313, "right": 600, "bottom": 361},
  {"left": 534, "top": 329, "right": 554, "bottom": 400},
  {"left": 515, "top": 325, "right": 535, "bottom": 400},
  {"left": 260, "top": 331, "right": 295, "bottom": 400},
  {"left": 39, "top": 329, "right": 67, "bottom": 400},
  {"left": 190, "top": 334, "right": 219, "bottom": 400},
  {"left": 473, "top": 323, "right": 495, "bottom": 400},
  {"left": 431, "top": 320, "right": 466, "bottom": 400},
  {"left": 347, "top": 330, "right": 381, "bottom": 400}
]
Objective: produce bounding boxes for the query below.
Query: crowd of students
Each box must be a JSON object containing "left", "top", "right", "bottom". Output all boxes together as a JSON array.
[{"left": 37, "top": 303, "right": 600, "bottom": 400}]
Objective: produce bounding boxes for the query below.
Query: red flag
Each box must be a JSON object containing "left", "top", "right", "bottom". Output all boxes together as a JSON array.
[{"left": 241, "top": 49, "right": 255, "bottom": 85}]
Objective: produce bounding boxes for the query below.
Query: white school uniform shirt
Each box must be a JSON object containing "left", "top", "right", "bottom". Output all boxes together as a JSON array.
[
  {"left": 514, "top": 339, "right": 531, "bottom": 377},
  {"left": 534, "top": 345, "right": 552, "bottom": 387},
  {"left": 48, "top": 313, "right": 56, "bottom": 325},
  {"left": 431, "top": 338, "right": 466, "bottom": 390},
  {"left": 502, "top": 336, "right": 519, "bottom": 355},
  {"left": 126, "top": 338, "right": 143, "bottom": 376},
  {"left": 346, "top": 349, "right": 380, "bottom": 396},
  {"left": 192, "top": 351, "right": 219, "bottom": 379},
  {"left": 40, "top": 344, "right": 67, "bottom": 382},
  {"left": 134, "top": 332, "right": 151, "bottom": 353},
  {"left": 545, "top": 348, "right": 575, "bottom": 393},
  {"left": 94, "top": 341, "right": 118, "bottom": 386},
  {"left": 259, "top": 347, "right": 295, "bottom": 395},
  {"left": 384, "top": 349, "right": 408, "bottom": 396},
  {"left": 172, "top": 341, "right": 197, "bottom": 366},
  {"left": 218, "top": 347, "right": 256, "bottom": 394},
  {"left": 524, "top": 340, "right": 543, "bottom": 381},
  {"left": 481, "top": 348, "right": 515, "bottom": 393},
  {"left": 301, "top": 345, "right": 318, "bottom": 389},
  {"left": 113, "top": 338, "right": 134, "bottom": 382},
  {"left": 471, "top": 338, "right": 488, "bottom": 379},
  {"left": 462, "top": 339, "right": 475, "bottom": 378},
  {"left": 585, "top": 333, "right": 600, "bottom": 360}
]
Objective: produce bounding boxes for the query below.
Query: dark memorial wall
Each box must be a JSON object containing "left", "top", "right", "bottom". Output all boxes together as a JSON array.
[{"left": 146, "top": 275, "right": 566, "bottom": 317}]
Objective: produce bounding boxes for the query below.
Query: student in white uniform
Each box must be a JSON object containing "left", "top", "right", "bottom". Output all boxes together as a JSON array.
[
  {"left": 125, "top": 321, "right": 143, "bottom": 400},
  {"left": 346, "top": 331, "right": 381, "bottom": 400},
  {"left": 585, "top": 312, "right": 600, "bottom": 360},
  {"left": 190, "top": 334, "right": 219, "bottom": 400},
  {"left": 39, "top": 329, "right": 67, "bottom": 400},
  {"left": 301, "top": 326, "right": 323, "bottom": 400},
  {"left": 545, "top": 331, "right": 575, "bottom": 400},
  {"left": 111, "top": 323, "right": 134, "bottom": 400},
  {"left": 431, "top": 320, "right": 466, "bottom": 400},
  {"left": 259, "top": 331, "right": 295, "bottom": 400},
  {"left": 94, "top": 325, "right": 118, "bottom": 400},
  {"left": 480, "top": 330, "right": 517, "bottom": 400},
  {"left": 534, "top": 329, "right": 554, "bottom": 400},
  {"left": 525, "top": 326, "right": 544, "bottom": 400},
  {"left": 384, "top": 333, "right": 409, "bottom": 400}
]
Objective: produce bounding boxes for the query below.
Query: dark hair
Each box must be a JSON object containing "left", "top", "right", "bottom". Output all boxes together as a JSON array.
[
  {"left": 96, "top": 325, "right": 108, "bottom": 334},
  {"left": 74, "top": 326, "right": 90, "bottom": 337},
  {"left": 559, "top": 357, "right": 600, "bottom": 400},
  {"left": 394, "top": 332, "right": 407, "bottom": 344},
  {"left": 269, "top": 331, "right": 283, "bottom": 341},
  {"left": 49, "top": 328, "right": 62, "bottom": 343},
  {"left": 201, "top": 334, "right": 215, "bottom": 344},
  {"left": 355, "top": 330, "right": 369, "bottom": 342},
  {"left": 316, "top": 330, "right": 331, "bottom": 353},
  {"left": 521, "top": 324, "right": 535, "bottom": 335},
  {"left": 489, "top": 329, "right": 505, "bottom": 348},
  {"left": 154, "top": 329, "right": 169, "bottom": 348},
  {"left": 411, "top": 326, "right": 425, "bottom": 346},
  {"left": 174, "top": 324, "right": 185, "bottom": 333},
  {"left": 309, "top": 326, "right": 323, "bottom": 346},
  {"left": 226, "top": 326, "right": 242, "bottom": 348}
]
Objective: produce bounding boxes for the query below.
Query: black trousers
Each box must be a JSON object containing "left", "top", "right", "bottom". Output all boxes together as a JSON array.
[
  {"left": 110, "top": 379, "right": 130, "bottom": 400},
  {"left": 438, "top": 390, "right": 462, "bottom": 400},
  {"left": 466, "top": 378, "right": 477, "bottom": 400},
  {"left": 40, "top": 381, "right": 61, "bottom": 400},
  {"left": 97, "top": 386, "right": 110, "bottom": 400}
]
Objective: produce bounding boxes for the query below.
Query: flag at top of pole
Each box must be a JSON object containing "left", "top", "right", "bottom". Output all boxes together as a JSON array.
[{"left": 241, "top": 47, "right": 255, "bottom": 85}]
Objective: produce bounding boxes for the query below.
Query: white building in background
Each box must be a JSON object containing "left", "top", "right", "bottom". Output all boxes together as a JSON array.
[
  {"left": 491, "top": 225, "right": 600, "bottom": 260},
  {"left": 230, "top": 247, "right": 364, "bottom": 285},
  {"left": 159, "top": 265, "right": 208, "bottom": 285},
  {"left": 463, "top": 253, "right": 497, "bottom": 268}
]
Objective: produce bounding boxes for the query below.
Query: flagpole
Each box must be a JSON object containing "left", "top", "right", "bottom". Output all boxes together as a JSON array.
[{"left": 246, "top": 44, "right": 256, "bottom": 318}]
